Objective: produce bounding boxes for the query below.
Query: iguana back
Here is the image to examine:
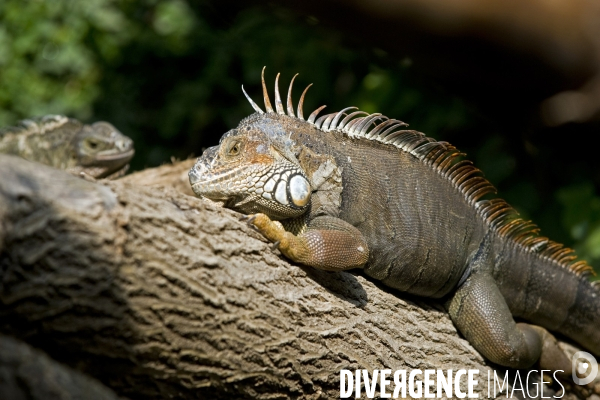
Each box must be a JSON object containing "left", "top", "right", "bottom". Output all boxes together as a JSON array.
[{"left": 189, "top": 70, "right": 600, "bottom": 376}]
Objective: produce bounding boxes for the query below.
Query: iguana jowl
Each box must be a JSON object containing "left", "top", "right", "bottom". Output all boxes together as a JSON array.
[
  {"left": 189, "top": 69, "right": 600, "bottom": 374},
  {"left": 0, "top": 115, "right": 134, "bottom": 179}
]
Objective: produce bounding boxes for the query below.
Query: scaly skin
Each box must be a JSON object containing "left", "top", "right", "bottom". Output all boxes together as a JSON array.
[
  {"left": 189, "top": 71, "right": 600, "bottom": 383},
  {"left": 0, "top": 115, "right": 134, "bottom": 179}
]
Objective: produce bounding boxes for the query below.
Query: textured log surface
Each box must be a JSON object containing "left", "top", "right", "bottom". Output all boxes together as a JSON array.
[
  {"left": 0, "top": 155, "right": 588, "bottom": 399},
  {"left": 0, "top": 334, "right": 120, "bottom": 400},
  {"left": 119, "top": 157, "right": 196, "bottom": 197}
]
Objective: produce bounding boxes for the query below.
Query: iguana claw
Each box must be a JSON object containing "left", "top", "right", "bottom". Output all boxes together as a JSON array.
[
  {"left": 244, "top": 213, "right": 286, "bottom": 243},
  {"left": 240, "top": 214, "right": 256, "bottom": 224}
]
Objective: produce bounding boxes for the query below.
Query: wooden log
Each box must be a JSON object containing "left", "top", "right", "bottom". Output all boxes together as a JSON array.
[
  {"left": 0, "top": 334, "right": 120, "bottom": 400},
  {"left": 0, "top": 155, "right": 588, "bottom": 398}
]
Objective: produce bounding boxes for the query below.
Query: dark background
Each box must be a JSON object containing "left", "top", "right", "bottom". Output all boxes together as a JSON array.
[{"left": 2, "top": 0, "right": 600, "bottom": 274}]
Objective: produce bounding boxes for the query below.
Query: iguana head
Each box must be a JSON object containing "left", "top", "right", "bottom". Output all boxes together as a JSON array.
[
  {"left": 189, "top": 69, "right": 316, "bottom": 220},
  {"left": 2, "top": 115, "right": 135, "bottom": 179},
  {"left": 72, "top": 120, "right": 135, "bottom": 179},
  {"left": 189, "top": 113, "right": 312, "bottom": 220}
]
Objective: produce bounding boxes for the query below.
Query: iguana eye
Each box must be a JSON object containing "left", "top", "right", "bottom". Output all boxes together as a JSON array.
[
  {"left": 226, "top": 140, "right": 241, "bottom": 156},
  {"left": 87, "top": 139, "right": 99, "bottom": 150}
]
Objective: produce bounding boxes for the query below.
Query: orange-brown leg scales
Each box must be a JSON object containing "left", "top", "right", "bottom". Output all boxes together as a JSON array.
[
  {"left": 292, "top": 230, "right": 369, "bottom": 270},
  {"left": 249, "top": 213, "right": 369, "bottom": 271}
]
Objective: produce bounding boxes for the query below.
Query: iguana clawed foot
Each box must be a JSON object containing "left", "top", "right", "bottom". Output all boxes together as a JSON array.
[
  {"left": 242, "top": 213, "right": 369, "bottom": 271},
  {"left": 242, "top": 213, "right": 309, "bottom": 259}
]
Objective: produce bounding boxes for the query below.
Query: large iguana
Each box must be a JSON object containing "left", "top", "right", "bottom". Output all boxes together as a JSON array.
[
  {"left": 0, "top": 115, "right": 134, "bottom": 179},
  {"left": 188, "top": 69, "right": 600, "bottom": 378}
]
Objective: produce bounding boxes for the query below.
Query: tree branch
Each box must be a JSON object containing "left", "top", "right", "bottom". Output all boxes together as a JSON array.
[
  {"left": 119, "top": 157, "right": 196, "bottom": 197},
  {"left": 0, "top": 155, "right": 581, "bottom": 399},
  {"left": 0, "top": 334, "right": 120, "bottom": 400}
]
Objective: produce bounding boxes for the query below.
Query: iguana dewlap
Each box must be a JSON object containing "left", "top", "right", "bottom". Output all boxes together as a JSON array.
[
  {"left": 0, "top": 115, "right": 134, "bottom": 179},
  {"left": 189, "top": 69, "right": 600, "bottom": 374}
]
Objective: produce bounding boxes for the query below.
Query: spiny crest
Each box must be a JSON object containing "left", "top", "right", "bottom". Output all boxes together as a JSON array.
[
  {"left": 242, "top": 69, "right": 595, "bottom": 279},
  {"left": 0, "top": 115, "right": 70, "bottom": 138},
  {"left": 21, "top": 115, "right": 70, "bottom": 135},
  {"left": 241, "top": 66, "right": 321, "bottom": 121}
]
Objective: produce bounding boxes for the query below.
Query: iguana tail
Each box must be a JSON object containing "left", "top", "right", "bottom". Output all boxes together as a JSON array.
[{"left": 493, "top": 236, "right": 600, "bottom": 356}]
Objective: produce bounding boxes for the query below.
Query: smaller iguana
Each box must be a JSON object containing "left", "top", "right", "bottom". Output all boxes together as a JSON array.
[
  {"left": 189, "top": 69, "right": 600, "bottom": 383},
  {"left": 0, "top": 115, "right": 134, "bottom": 179}
]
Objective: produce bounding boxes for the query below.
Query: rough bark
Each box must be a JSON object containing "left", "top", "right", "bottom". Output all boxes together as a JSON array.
[
  {"left": 119, "top": 157, "right": 196, "bottom": 197},
  {"left": 0, "top": 155, "right": 591, "bottom": 399},
  {"left": 0, "top": 334, "right": 120, "bottom": 400}
]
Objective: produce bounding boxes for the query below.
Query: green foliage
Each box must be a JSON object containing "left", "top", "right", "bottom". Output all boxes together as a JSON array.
[
  {"left": 1, "top": 0, "right": 599, "bottom": 275},
  {"left": 0, "top": 0, "right": 196, "bottom": 124},
  {"left": 557, "top": 184, "right": 600, "bottom": 268},
  {"left": 0, "top": 0, "right": 113, "bottom": 122}
]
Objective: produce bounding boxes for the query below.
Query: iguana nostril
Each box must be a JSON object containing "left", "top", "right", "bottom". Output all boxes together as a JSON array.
[
  {"left": 116, "top": 139, "right": 130, "bottom": 151},
  {"left": 188, "top": 167, "right": 199, "bottom": 184},
  {"left": 189, "top": 163, "right": 207, "bottom": 184}
]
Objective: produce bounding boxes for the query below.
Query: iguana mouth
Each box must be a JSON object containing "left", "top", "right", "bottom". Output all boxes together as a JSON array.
[
  {"left": 101, "top": 164, "right": 130, "bottom": 179},
  {"left": 94, "top": 149, "right": 135, "bottom": 163},
  {"left": 79, "top": 149, "right": 135, "bottom": 178},
  {"left": 189, "top": 166, "right": 245, "bottom": 199},
  {"left": 188, "top": 149, "right": 247, "bottom": 197}
]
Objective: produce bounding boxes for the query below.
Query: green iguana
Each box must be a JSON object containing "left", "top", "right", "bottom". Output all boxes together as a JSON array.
[
  {"left": 188, "top": 68, "right": 600, "bottom": 379},
  {"left": 0, "top": 115, "right": 134, "bottom": 179}
]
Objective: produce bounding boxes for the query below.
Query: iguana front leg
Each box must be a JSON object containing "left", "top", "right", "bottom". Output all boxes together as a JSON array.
[{"left": 248, "top": 213, "right": 369, "bottom": 271}]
